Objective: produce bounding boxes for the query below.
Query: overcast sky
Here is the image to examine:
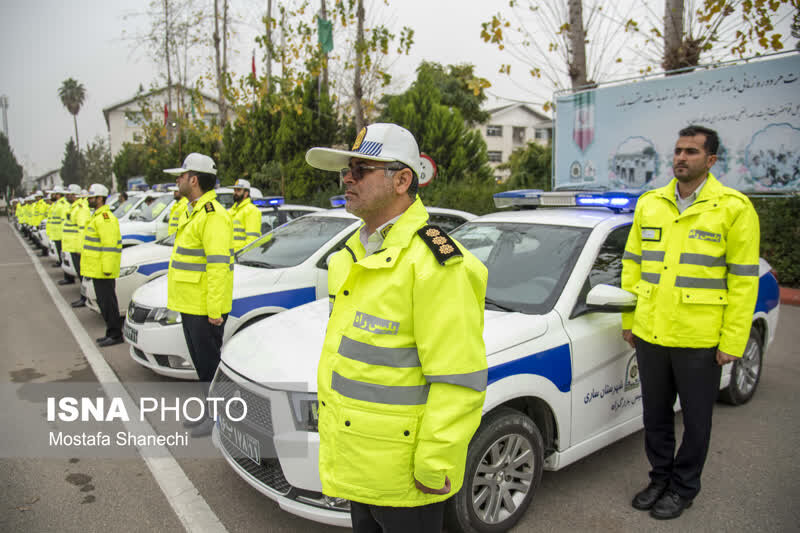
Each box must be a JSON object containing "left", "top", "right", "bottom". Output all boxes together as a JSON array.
[{"left": 1, "top": 1, "right": 795, "bottom": 179}]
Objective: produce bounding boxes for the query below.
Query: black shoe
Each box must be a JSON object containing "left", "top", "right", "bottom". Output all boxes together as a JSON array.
[
  {"left": 650, "top": 490, "right": 693, "bottom": 520},
  {"left": 182, "top": 417, "right": 209, "bottom": 429},
  {"left": 57, "top": 279, "right": 75, "bottom": 285},
  {"left": 632, "top": 482, "right": 668, "bottom": 510},
  {"left": 97, "top": 336, "right": 124, "bottom": 347},
  {"left": 51, "top": 262, "right": 62, "bottom": 268},
  {"left": 71, "top": 298, "right": 86, "bottom": 308},
  {"left": 190, "top": 418, "right": 215, "bottom": 437}
]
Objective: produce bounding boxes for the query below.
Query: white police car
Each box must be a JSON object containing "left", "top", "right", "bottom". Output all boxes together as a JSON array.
[
  {"left": 83, "top": 199, "right": 324, "bottom": 317},
  {"left": 208, "top": 190, "right": 781, "bottom": 531},
  {"left": 123, "top": 206, "right": 475, "bottom": 379}
]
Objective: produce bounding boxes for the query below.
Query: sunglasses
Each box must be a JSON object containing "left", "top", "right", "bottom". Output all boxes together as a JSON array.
[{"left": 339, "top": 164, "right": 406, "bottom": 180}]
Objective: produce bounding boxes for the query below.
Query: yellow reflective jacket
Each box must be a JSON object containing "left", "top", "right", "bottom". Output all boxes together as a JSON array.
[
  {"left": 33, "top": 199, "right": 47, "bottom": 227},
  {"left": 621, "top": 174, "right": 760, "bottom": 356},
  {"left": 318, "top": 198, "right": 488, "bottom": 507},
  {"left": 168, "top": 197, "right": 188, "bottom": 235},
  {"left": 46, "top": 197, "right": 69, "bottom": 240},
  {"left": 228, "top": 197, "right": 262, "bottom": 251},
  {"left": 81, "top": 205, "right": 122, "bottom": 279},
  {"left": 167, "top": 190, "right": 233, "bottom": 319},
  {"left": 62, "top": 199, "right": 91, "bottom": 253}
]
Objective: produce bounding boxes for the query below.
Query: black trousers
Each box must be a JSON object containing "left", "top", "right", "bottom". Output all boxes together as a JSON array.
[
  {"left": 180, "top": 313, "right": 228, "bottom": 388},
  {"left": 70, "top": 252, "right": 82, "bottom": 279},
  {"left": 634, "top": 336, "right": 722, "bottom": 500},
  {"left": 349, "top": 500, "right": 445, "bottom": 533},
  {"left": 54, "top": 239, "right": 63, "bottom": 266},
  {"left": 92, "top": 278, "right": 122, "bottom": 339}
]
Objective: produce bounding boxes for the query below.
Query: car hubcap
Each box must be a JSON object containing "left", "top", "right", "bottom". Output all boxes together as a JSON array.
[
  {"left": 471, "top": 433, "right": 535, "bottom": 524},
  {"left": 735, "top": 338, "right": 761, "bottom": 396}
]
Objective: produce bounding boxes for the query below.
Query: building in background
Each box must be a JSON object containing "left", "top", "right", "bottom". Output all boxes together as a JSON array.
[
  {"left": 103, "top": 85, "right": 221, "bottom": 160},
  {"left": 29, "top": 169, "right": 62, "bottom": 193},
  {"left": 476, "top": 103, "right": 552, "bottom": 182}
]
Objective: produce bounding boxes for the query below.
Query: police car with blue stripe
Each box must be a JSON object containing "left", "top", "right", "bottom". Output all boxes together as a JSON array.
[
  {"left": 123, "top": 202, "right": 475, "bottom": 379},
  {"left": 207, "top": 190, "right": 780, "bottom": 531}
]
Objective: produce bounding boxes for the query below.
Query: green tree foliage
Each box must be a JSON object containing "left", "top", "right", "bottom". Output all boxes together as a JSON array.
[
  {"left": 58, "top": 78, "right": 86, "bottom": 148},
  {"left": 503, "top": 141, "right": 553, "bottom": 190},
  {"left": 221, "top": 76, "right": 341, "bottom": 201},
  {"left": 60, "top": 139, "right": 83, "bottom": 187},
  {"left": 753, "top": 196, "right": 800, "bottom": 288},
  {"left": 402, "top": 62, "right": 491, "bottom": 127},
  {"left": 82, "top": 136, "right": 113, "bottom": 189},
  {"left": 379, "top": 65, "right": 494, "bottom": 186},
  {"left": 113, "top": 142, "right": 149, "bottom": 191},
  {"left": 0, "top": 133, "right": 23, "bottom": 197}
]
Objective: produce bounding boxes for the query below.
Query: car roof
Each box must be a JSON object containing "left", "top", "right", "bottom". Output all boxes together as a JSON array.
[
  {"left": 426, "top": 206, "right": 477, "bottom": 220},
  {"left": 470, "top": 207, "right": 632, "bottom": 229}
]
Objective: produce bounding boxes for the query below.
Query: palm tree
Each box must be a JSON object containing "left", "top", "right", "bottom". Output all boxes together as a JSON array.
[{"left": 58, "top": 78, "right": 86, "bottom": 149}]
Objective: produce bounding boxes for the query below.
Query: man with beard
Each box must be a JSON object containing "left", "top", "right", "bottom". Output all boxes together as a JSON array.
[
  {"left": 622, "top": 125, "right": 760, "bottom": 519},
  {"left": 229, "top": 179, "right": 262, "bottom": 251},
  {"left": 167, "top": 185, "right": 187, "bottom": 235},
  {"left": 82, "top": 184, "right": 124, "bottom": 347}
]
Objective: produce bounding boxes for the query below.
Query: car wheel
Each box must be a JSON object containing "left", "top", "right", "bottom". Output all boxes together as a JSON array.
[
  {"left": 719, "top": 328, "right": 763, "bottom": 406},
  {"left": 445, "top": 407, "right": 544, "bottom": 533}
]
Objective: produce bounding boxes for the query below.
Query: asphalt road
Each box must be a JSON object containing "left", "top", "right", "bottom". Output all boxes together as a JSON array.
[{"left": 1, "top": 217, "right": 798, "bottom": 532}]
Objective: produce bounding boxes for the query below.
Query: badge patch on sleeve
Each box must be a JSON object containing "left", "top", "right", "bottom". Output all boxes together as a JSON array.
[
  {"left": 204, "top": 203, "right": 215, "bottom": 213},
  {"left": 102, "top": 212, "right": 109, "bottom": 220},
  {"left": 641, "top": 227, "right": 661, "bottom": 242}
]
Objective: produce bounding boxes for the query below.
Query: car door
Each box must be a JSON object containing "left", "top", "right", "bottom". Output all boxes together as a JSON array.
[{"left": 564, "top": 223, "right": 641, "bottom": 445}]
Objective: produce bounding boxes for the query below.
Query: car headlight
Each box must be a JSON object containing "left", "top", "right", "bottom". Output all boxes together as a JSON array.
[
  {"left": 146, "top": 307, "right": 182, "bottom": 325},
  {"left": 289, "top": 392, "right": 319, "bottom": 432},
  {"left": 119, "top": 265, "right": 138, "bottom": 277}
]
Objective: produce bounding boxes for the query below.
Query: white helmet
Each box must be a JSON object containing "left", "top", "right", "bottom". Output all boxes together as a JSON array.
[
  {"left": 67, "top": 184, "right": 82, "bottom": 195},
  {"left": 163, "top": 153, "right": 217, "bottom": 176},
  {"left": 87, "top": 183, "right": 110, "bottom": 197}
]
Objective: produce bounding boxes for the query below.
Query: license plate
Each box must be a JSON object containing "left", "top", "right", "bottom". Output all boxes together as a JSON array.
[
  {"left": 123, "top": 322, "right": 138, "bottom": 343},
  {"left": 218, "top": 415, "right": 261, "bottom": 465}
]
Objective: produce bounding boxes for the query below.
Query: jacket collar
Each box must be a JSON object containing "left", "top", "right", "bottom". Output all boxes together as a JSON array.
[
  {"left": 232, "top": 197, "right": 252, "bottom": 210},
  {"left": 92, "top": 204, "right": 111, "bottom": 218},
  {"left": 653, "top": 173, "right": 723, "bottom": 205},
  {"left": 188, "top": 189, "right": 218, "bottom": 217},
  {"left": 345, "top": 196, "right": 429, "bottom": 265}
]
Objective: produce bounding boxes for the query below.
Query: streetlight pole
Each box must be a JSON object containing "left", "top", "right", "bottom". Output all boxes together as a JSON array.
[{"left": 0, "top": 95, "right": 9, "bottom": 138}]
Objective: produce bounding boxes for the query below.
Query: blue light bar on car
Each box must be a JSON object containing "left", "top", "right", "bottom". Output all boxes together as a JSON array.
[
  {"left": 330, "top": 195, "right": 346, "bottom": 207},
  {"left": 253, "top": 196, "right": 284, "bottom": 207},
  {"left": 493, "top": 190, "right": 543, "bottom": 208},
  {"left": 575, "top": 191, "right": 641, "bottom": 211}
]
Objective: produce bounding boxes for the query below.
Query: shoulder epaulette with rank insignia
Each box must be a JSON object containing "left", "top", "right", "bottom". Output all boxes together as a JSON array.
[
  {"left": 102, "top": 212, "right": 109, "bottom": 220},
  {"left": 204, "top": 202, "right": 215, "bottom": 213},
  {"left": 417, "top": 225, "right": 463, "bottom": 265}
]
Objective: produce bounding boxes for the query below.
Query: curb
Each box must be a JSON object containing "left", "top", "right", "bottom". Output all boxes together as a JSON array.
[{"left": 780, "top": 286, "right": 800, "bottom": 306}]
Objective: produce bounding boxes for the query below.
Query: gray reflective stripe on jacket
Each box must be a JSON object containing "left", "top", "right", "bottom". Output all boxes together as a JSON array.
[
  {"left": 175, "top": 246, "right": 204, "bottom": 257},
  {"left": 624, "top": 250, "right": 665, "bottom": 264},
  {"left": 728, "top": 263, "right": 759, "bottom": 276},
  {"left": 675, "top": 276, "right": 727, "bottom": 289},
  {"left": 206, "top": 255, "right": 230, "bottom": 264},
  {"left": 338, "top": 336, "right": 420, "bottom": 368},
  {"left": 83, "top": 245, "right": 122, "bottom": 253},
  {"left": 680, "top": 253, "right": 726, "bottom": 267},
  {"left": 425, "top": 369, "right": 488, "bottom": 392},
  {"left": 641, "top": 272, "right": 661, "bottom": 284},
  {"left": 84, "top": 235, "right": 101, "bottom": 243},
  {"left": 331, "top": 372, "right": 429, "bottom": 405},
  {"left": 170, "top": 261, "right": 206, "bottom": 272},
  {"left": 246, "top": 232, "right": 260, "bottom": 238}
]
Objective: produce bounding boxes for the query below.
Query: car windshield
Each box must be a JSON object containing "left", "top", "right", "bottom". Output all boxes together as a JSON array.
[
  {"left": 106, "top": 194, "right": 121, "bottom": 212},
  {"left": 156, "top": 234, "right": 176, "bottom": 247},
  {"left": 451, "top": 222, "right": 590, "bottom": 314},
  {"left": 113, "top": 197, "right": 140, "bottom": 218},
  {"left": 237, "top": 215, "right": 354, "bottom": 268},
  {"left": 216, "top": 191, "right": 234, "bottom": 208},
  {"left": 136, "top": 195, "right": 171, "bottom": 221}
]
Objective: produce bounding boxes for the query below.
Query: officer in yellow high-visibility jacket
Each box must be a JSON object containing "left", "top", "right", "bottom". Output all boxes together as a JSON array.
[
  {"left": 165, "top": 153, "right": 233, "bottom": 437},
  {"left": 82, "top": 183, "right": 124, "bottom": 347},
  {"left": 622, "top": 126, "right": 760, "bottom": 520},
  {"left": 167, "top": 186, "right": 188, "bottom": 235},
  {"left": 63, "top": 185, "right": 92, "bottom": 306},
  {"left": 46, "top": 186, "right": 70, "bottom": 273},
  {"left": 229, "top": 179, "right": 262, "bottom": 251},
  {"left": 306, "top": 124, "right": 488, "bottom": 531}
]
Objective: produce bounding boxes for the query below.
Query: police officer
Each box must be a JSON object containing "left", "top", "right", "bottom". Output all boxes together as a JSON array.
[
  {"left": 167, "top": 185, "right": 188, "bottom": 235},
  {"left": 47, "top": 186, "right": 70, "bottom": 274},
  {"left": 306, "top": 124, "right": 488, "bottom": 532},
  {"left": 622, "top": 125, "right": 760, "bottom": 520},
  {"left": 82, "top": 184, "right": 124, "bottom": 347},
  {"left": 164, "top": 153, "right": 233, "bottom": 437},
  {"left": 228, "top": 179, "right": 261, "bottom": 251},
  {"left": 63, "top": 185, "right": 92, "bottom": 307}
]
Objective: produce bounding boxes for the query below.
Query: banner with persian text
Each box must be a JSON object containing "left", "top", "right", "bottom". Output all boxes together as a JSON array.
[{"left": 553, "top": 53, "right": 800, "bottom": 193}]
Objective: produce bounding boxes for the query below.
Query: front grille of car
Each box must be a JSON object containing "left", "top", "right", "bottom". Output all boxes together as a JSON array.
[
  {"left": 220, "top": 439, "right": 292, "bottom": 495},
  {"left": 128, "top": 303, "right": 150, "bottom": 324},
  {"left": 211, "top": 369, "right": 273, "bottom": 435}
]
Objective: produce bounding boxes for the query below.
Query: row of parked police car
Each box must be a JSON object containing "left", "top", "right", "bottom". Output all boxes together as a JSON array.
[{"left": 17, "top": 185, "right": 781, "bottom": 532}]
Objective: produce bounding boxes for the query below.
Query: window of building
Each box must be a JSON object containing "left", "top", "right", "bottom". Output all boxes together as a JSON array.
[
  {"left": 126, "top": 112, "right": 144, "bottom": 127},
  {"left": 534, "top": 128, "right": 550, "bottom": 142},
  {"left": 487, "top": 151, "right": 503, "bottom": 163},
  {"left": 486, "top": 125, "right": 503, "bottom": 137},
  {"left": 513, "top": 127, "right": 526, "bottom": 144}
]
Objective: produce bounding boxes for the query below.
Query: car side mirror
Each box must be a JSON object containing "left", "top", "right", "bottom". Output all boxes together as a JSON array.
[{"left": 585, "top": 284, "right": 637, "bottom": 313}]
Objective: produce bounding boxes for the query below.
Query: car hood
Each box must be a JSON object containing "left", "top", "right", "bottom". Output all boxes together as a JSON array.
[
  {"left": 121, "top": 241, "right": 172, "bottom": 267},
  {"left": 120, "top": 220, "right": 157, "bottom": 235},
  {"left": 221, "top": 301, "right": 549, "bottom": 392},
  {"left": 131, "top": 264, "right": 284, "bottom": 309}
]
